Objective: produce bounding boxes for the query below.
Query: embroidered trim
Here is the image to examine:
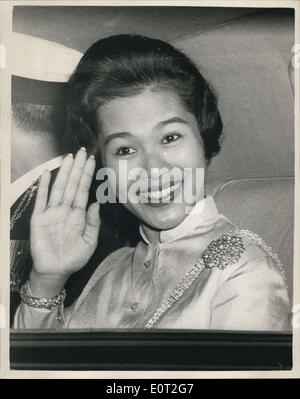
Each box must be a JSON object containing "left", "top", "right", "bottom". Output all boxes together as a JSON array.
[
  {"left": 237, "top": 229, "right": 289, "bottom": 295},
  {"left": 10, "top": 240, "right": 30, "bottom": 292},
  {"left": 144, "top": 258, "right": 206, "bottom": 329},
  {"left": 144, "top": 229, "right": 287, "bottom": 329},
  {"left": 10, "top": 177, "right": 40, "bottom": 230}
]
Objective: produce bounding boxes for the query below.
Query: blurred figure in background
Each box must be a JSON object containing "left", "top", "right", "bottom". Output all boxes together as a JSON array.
[{"left": 10, "top": 34, "right": 133, "bottom": 325}]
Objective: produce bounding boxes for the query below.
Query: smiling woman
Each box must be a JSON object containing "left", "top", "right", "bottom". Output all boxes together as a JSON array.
[
  {"left": 97, "top": 88, "right": 206, "bottom": 233},
  {"left": 13, "top": 34, "right": 290, "bottom": 331}
]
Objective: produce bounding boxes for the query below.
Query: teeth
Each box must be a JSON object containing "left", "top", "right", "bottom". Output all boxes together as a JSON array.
[{"left": 139, "top": 182, "right": 181, "bottom": 202}]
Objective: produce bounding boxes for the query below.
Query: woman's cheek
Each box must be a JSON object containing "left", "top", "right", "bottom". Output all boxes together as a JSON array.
[{"left": 180, "top": 140, "right": 205, "bottom": 168}]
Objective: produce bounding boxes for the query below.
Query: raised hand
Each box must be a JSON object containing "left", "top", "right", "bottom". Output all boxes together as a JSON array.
[{"left": 29, "top": 148, "right": 101, "bottom": 297}]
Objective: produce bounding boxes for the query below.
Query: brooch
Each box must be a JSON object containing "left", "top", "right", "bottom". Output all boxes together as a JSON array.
[{"left": 202, "top": 231, "right": 245, "bottom": 270}]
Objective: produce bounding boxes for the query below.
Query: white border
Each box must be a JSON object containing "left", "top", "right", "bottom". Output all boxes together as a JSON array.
[{"left": 0, "top": 0, "right": 299, "bottom": 379}]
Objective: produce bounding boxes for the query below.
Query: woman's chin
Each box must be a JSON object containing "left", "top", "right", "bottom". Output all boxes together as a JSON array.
[{"left": 137, "top": 202, "right": 188, "bottom": 232}]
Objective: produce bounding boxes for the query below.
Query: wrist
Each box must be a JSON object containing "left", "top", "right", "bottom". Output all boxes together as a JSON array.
[
  {"left": 29, "top": 269, "right": 69, "bottom": 299},
  {"left": 20, "top": 281, "right": 66, "bottom": 311}
]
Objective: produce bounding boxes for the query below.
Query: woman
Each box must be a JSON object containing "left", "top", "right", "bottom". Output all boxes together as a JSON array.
[{"left": 14, "top": 35, "right": 290, "bottom": 331}]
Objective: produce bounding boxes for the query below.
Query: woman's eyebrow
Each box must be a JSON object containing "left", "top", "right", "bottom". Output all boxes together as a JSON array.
[
  {"left": 104, "top": 118, "right": 188, "bottom": 145},
  {"left": 104, "top": 132, "right": 132, "bottom": 145},
  {"left": 157, "top": 117, "right": 189, "bottom": 127}
]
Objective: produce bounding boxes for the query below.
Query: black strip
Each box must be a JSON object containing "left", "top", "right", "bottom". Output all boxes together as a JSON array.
[{"left": 10, "top": 330, "right": 292, "bottom": 370}]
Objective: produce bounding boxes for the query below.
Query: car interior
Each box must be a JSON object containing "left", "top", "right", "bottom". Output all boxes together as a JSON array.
[{"left": 10, "top": 5, "right": 295, "bottom": 370}]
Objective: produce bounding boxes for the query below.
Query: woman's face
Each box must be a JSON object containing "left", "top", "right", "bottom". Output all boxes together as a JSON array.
[{"left": 97, "top": 88, "right": 206, "bottom": 232}]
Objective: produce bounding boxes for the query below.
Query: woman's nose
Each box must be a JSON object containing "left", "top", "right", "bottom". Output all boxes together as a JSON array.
[{"left": 141, "top": 149, "right": 171, "bottom": 175}]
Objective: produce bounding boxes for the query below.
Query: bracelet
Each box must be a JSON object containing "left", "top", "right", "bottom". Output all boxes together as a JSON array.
[{"left": 20, "top": 281, "right": 66, "bottom": 311}]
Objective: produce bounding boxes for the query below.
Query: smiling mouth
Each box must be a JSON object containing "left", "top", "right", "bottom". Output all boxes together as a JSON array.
[{"left": 138, "top": 181, "right": 181, "bottom": 203}]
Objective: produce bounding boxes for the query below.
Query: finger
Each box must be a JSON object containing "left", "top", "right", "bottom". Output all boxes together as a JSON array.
[
  {"left": 62, "top": 147, "right": 87, "bottom": 207},
  {"left": 82, "top": 202, "right": 101, "bottom": 246},
  {"left": 33, "top": 170, "right": 51, "bottom": 214},
  {"left": 48, "top": 153, "right": 74, "bottom": 207},
  {"left": 73, "top": 155, "right": 96, "bottom": 209}
]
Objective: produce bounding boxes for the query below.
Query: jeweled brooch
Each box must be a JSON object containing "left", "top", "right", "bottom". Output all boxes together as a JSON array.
[{"left": 202, "top": 231, "right": 245, "bottom": 270}]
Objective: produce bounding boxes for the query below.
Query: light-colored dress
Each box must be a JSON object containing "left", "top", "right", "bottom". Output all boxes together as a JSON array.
[{"left": 14, "top": 196, "right": 291, "bottom": 331}]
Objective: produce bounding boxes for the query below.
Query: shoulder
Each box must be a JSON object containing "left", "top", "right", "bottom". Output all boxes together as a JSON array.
[
  {"left": 203, "top": 228, "right": 290, "bottom": 304},
  {"left": 204, "top": 229, "right": 286, "bottom": 280},
  {"left": 205, "top": 230, "right": 291, "bottom": 330},
  {"left": 231, "top": 229, "right": 287, "bottom": 284}
]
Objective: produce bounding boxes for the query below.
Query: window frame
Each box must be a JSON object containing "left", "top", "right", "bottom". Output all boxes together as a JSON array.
[{"left": 10, "top": 330, "right": 292, "bottom": 371}]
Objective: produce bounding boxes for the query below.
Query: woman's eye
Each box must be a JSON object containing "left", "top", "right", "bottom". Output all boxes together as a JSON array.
[
  {"left": 116, "top": 147, "right": 136, "bottom": 156},
  {"left": 162, "top": 134, "right": 181, "bottom": 144}
]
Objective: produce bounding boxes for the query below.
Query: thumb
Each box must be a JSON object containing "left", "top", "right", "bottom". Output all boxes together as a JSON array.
[{"left": 83, "top": 202, "right": 101, "bottom": 245}]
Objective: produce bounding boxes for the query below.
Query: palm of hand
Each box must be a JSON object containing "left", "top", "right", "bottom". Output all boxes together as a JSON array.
[
  {"left": 30, "top": 150, "right": 100, "bottom": 279},
  {"left": 31, "top": 204, "right": 96, "bottom": 276}
]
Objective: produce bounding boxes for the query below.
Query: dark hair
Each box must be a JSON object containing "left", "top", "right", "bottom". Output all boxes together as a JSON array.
[
  {"left": 12, "top": 101, "right": 73, "bottom": 153},
  {"left": 67, "top": 34, "right": 223, "bottom": 162},
  {"left": 12, "top": 103, "right": 58, "bottom": 135}
]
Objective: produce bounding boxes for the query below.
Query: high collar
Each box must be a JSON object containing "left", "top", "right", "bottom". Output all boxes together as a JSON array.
[{"left": 139, "top": 196, "right": 221, "bottom": 245}]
